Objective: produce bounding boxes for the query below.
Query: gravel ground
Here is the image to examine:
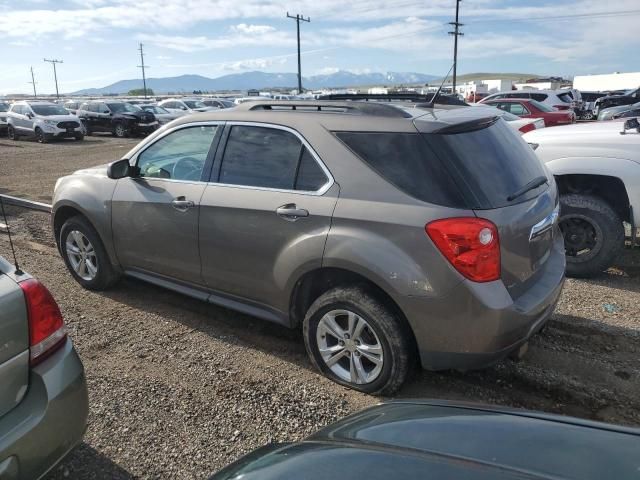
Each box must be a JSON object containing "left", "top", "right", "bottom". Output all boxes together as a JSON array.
[{"left": 1, "top": 137, "right": 639, "bottom": 479}]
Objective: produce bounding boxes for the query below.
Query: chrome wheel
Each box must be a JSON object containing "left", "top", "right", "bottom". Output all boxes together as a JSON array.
[
  {"left": 65, "top": 230, "right": 98, "bottom": 281},
  {"left": 114, "top": 124, "right": 126, "bottom": 137},
  {"left": 316, "top": 309, "right": 384, "bottom": 385}
]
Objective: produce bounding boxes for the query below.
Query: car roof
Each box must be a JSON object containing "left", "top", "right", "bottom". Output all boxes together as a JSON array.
[
  {"left": 210, "top": 400, "right": 640, "bottom": 480},
  {"left": 168, "top": 101, "right": 498, "bottom": 133},
  {"left": 485, "top": 98, "right": 532, "bottom": 103}
]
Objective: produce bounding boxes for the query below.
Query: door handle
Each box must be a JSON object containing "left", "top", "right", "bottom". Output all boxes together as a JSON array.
[
  {"left": 172, "top": 196, "right": 195, "bottom": 211},
  {"left": 276, "top": 204, "right": 309, "bottom": 221}
]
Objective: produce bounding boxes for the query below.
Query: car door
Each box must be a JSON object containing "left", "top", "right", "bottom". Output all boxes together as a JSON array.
[
  {"left": 199, "top": 123, "right": 338, "bottom": 319},
  {"left": 508, "top": 102, "right": 531, "bottom": 117},
  {"left": 111, "top": 124, "right": 222, "bottom": 285},
  {"left": 85, "top": 103, "right": 101, "bottom": 131},
  {"left": 95, "top": 103, "right": 112, "bottom": 131}
]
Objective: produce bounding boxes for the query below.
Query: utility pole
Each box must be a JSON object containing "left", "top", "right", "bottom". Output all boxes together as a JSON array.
[
  {"left": 448, "top": 0, "right": 463, "bottom": 92},
  {"left": 286, "top": 12, "right": 310, "bottom": 94},
  {"left": 138, "top": 43, "right": 149, "bottom": 98},
  {"left": 43, "top": 58, "right": 63, "bottom": 99},
  {"left": 28, "top": 66, "right": 37, "bottom": 98}
]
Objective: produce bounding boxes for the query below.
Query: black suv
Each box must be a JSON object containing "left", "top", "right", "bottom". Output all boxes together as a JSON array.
[
  {"left": 76, "top": 101, "right": 159, "bottom": 138},
  {"left": 594, "top": 87, "right": 640, "bottom": 115}
]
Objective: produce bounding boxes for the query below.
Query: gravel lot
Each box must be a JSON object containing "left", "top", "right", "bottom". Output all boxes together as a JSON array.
[{"left": 1, "top": 136, "right": 639, "bottom": 479}]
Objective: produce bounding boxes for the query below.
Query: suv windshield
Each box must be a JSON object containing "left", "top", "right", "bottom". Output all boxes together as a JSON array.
[
  {"left": 184, "top": 100, "right": 206, "bottom": 109},
  {"left": 530, "top": 100, "right": 555, "bottom": 112},
  {"left": 31, "top": 104, "right": 69, "bottom": 116},
  {"left": 107, "top": 103, "right": 141, "bottom": 113},
  {"left": 143, "top": 106, "right": 168, "bottom": 114}
]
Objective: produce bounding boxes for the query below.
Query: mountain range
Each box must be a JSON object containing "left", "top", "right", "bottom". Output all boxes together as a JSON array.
[{"left": 72, "top": 71, "right": 440, "bottom": 95}]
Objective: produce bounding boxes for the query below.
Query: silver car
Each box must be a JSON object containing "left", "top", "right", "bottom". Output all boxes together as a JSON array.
[
  {"left": 0, "top": 255, "right": 88, "bottom": 479},
  {"left": 52, "top": 101, "right": 565, "bottom": 394},
  {"left": 7, "top": 101, "right": 83, "bottom": 143}
]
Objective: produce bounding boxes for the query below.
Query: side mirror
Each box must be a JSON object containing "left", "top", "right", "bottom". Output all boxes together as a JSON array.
[
  {"left": 103, "top": 110, "right": 110, "bottom": 114},
  {"left": 107, "top": 158, "right": 138, "bottom": 179},
  {"left": 621, "top": 117, "right": 640, "bottom": 134},
  {"left": 26, "top": 112, "right": 33, "bottom": 119}
]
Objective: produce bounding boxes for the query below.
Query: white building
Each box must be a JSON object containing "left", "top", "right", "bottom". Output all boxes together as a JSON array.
[
  {"left": 368, "top": 87, "right": 389, "bottom": 95},
  {"left": 573, "top": 72, "right": 640, "bottom": 92},
  {"left": 514, "top": 80, "right": 563, "bottom": 90}
]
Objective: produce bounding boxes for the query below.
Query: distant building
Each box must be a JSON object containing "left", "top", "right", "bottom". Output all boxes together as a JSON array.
[
  {"left": 368, "top": 87, "right": 389, "bottom": 95},
  {"left": 573, "top": 72, "right": 640, "bottom": 92}
]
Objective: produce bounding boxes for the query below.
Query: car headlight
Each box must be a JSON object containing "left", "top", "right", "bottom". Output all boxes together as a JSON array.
[{"left": 44, "top": 119, "right": 57, "bottom": 125}]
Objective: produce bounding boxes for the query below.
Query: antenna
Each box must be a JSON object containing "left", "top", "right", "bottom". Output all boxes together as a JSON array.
[
  {"left": 0, "top": 197, "right": 23, "bottom": 275},
  {"left": 422, "top": 63, "right": 455, "bottom": 109}
]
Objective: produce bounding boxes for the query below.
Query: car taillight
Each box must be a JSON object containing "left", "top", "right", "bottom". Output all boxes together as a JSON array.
[
  {"left": 554, "top": 105, "right": 570, "bottom": 110},
  {"left": 19, "top": 279, "right": 67, "bottom": 365},
  {"left": 426, "top": 218, "right": 500, "bottom": 282},
  {"left": 519, "top": 123, "right": 536, "bottom": 134}
]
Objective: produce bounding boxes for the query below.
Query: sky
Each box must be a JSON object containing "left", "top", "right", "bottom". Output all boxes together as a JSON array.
[{"left": 0, "top": 0, "right": 639, "bottom": 94}]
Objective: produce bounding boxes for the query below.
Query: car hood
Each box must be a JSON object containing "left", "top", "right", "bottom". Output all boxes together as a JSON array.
[
  {"left": 210, "top": 401, "right": 640, "bottom": 480},
  {"left": 37, "top": 114, "right": 79, "bottom": 122},
  {"left": 72, "top": 163, "right": 110, "bottom": 177}
]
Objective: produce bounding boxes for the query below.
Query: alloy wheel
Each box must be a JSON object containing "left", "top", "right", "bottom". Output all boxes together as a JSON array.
[
  {"left": 316, "top": 309, "right": 384, "bottom": 385},
  {"left": 65, "top": 230, "right": 98, "bottom": 281},
  {"left": 115, "top": 124, "right": 126, "bottom": 137},
  {"left": 559, "top": 215, "right": 602, "bottom": 260}
]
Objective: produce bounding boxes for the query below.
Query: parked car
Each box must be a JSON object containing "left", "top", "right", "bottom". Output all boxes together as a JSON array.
[
  {"left": 7, "top": 101, "right": 83, "bottom": 142},
  {"left": 472, "top": 104, "right": 545, "bottom": 134},
  {"left": 139, "top": 104, "right": 186, "bottom": 125},
  {"left": 233, "top": 96, "right": 272, "bottom": 105},
  {"left": 0, "top": 102, "right": 9, "bottom": 133},
  {"left": 52, "top": 100, "right": 565, "bottom": 394},
  {"left": 465, "top": 91, "right": 490, "bottom": 103},
  {"left": 593, "top": 87, "right": 640, "bottom": 116},
  {"left": 63, "top": 100, "right": 81, "bottom": 115},
  {"left": 484, "top": 98, "right": 576, "bottom": 127},
  {"left": 479, "top": 89, "right": 582, "bottom": 111},
  {"left": 76, "top": 101, "right": 159, "bottom": 138},
  {"left": 524, "top": 118, "right": 640, "bottom": 277},
  {"left": 598, "top": 101, "right": 640, "bottom": 121},
  {"left": 157, "top": 98, "right": 216, "bottom": 114},
  {"left": 0, "top": 255, "right": 88, "bottom": 479},
  {"left": 201, "top": 98, "right": 235, "bottom": 109},
  {"left": 209, "top": 400, "right": 640, "bottom": 480},
  {"left": 577, "top": 91, "right": 608, "bottom": 120}
]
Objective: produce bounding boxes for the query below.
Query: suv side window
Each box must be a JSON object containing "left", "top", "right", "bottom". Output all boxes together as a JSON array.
[
  {"left": 11, "top": 105, "right": 22, "bottom": 114},
  {"left": 219, "top": 125, "right": 318, "bottom": 190},
  {"left": 530, "top": 93, "right": 548, "bottom": 102},
  {"left": 137, "top": 126, "right": 218, "bottom": 181}
]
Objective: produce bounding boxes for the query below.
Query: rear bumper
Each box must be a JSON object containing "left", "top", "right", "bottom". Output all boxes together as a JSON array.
[
  {"left": 0, "top": 339, "right": 88, "bottom": 480},
  {"left": 400, "top": 234, "right": 566, "bottom": 371}
]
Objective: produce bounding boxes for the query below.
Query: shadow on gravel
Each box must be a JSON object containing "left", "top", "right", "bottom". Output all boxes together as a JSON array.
[
  {"left": 584, "top": 249, "right": 640, "bottom": 294},
  {"left": 44, "top": 443, "right": 132, "bottom": 479}
]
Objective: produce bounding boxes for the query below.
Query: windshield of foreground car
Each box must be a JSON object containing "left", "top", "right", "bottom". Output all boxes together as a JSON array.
[
  {"left": 107, "top": 103, "right": 141, "bottom": 113},
  {"left": 31, "top": 104, "right": 69, "bottom": 116},
  {"left": 529, "top": 100, "right": 556, "bottom": 112},
  {"left": 184, "top": 100, "right": 206, "bottom": 109}
]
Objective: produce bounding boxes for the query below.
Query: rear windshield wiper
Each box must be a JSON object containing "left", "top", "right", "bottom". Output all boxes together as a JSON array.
[{"left": 507, "top": 176, "right": 548, "bottom": 202}]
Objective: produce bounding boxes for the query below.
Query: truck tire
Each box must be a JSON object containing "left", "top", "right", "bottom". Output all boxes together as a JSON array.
[
  {"left": 303, "top": 286, "right": 414, "bottom": 395},
  {"left": 559, "top": 194, "right": 624, "bottom": 278}
]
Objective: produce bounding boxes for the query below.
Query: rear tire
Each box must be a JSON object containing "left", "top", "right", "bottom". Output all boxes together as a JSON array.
[
  {"left": 303, "top": 286, "right": 414, "bottom": 395},
  {"left": 559, "top": 194, "right": 624, "bottom": 278},
  {"left": 60, "top": 215, "right": 120, "bottom": 290}
]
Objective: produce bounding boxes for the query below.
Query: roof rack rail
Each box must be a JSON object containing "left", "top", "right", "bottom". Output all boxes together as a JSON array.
[
  {"left": 244, "top": 101, "right": 412, "bottom": 118},
  {"left": 318, "top": 93, "right": 468, "bottom": 106}
]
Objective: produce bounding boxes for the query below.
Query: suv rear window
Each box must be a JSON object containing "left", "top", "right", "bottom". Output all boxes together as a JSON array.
[
  {"left": 337, "top": 120, "right": 547, "bottom": 209},
  {"left": 335, "top": 132, "right": 466, "bottom": 207},
  {"left": 530, "top": 93, "right": 548, "bottom": 102},
  {"left": 557, "top": 92, "right": 573, "bottom": 103}
]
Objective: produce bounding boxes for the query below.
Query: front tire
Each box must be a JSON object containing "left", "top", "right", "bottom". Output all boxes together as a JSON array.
[
  {"left": 35, "top": 127, "right": 47, "bottom": 143},
  {"left": 113, "top": 123, "right": 128, "bottom": 138},
  {"left": 60, "top": 215, "right": 120, "bottom": 290},
  {"left": 303, "top": 286, "right": 414, "bottom": 395},
  {"left": 7, "top": 125, "right": 18, "bottom": 140},
  {"left": 559, "top": 194, "right": 624, "bottom": 278}
]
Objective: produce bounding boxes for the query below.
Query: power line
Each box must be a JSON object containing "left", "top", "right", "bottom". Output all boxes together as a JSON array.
[
  {"left": 286, "top": 12, "right": 310, "bottom": 94},
  {"left": 28, "top": 66, "right": 37, "bottom": 98},
  {"left": 464, "top": 9, "right": 640, "bottom": 24},
  {"left": 43, "top": 58, "right": 63, "bottom": 99},
  {"left": 448, "top": 0, "right": 463, "bottom": 91},
  {"left": 138, "top": 43, "right": 150, "bottom": 98}
]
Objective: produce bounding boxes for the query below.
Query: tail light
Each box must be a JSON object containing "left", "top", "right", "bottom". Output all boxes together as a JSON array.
[
  {"left": 19, "top": 279, "right": 67, "bottom": 365},
  {"left": 519, "top": 123, "right": 536, "bottom": 134},
  {"left": 426, "top": 218, "right": 500, "bottom": 282},
  {"left": 554, "top": 105, "right": 570, "bottom": 111}
]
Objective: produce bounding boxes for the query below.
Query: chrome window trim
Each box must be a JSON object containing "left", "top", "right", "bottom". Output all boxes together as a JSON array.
[
  {"left": 127, "top": 120, "right": 335, "bottom": 195},
  {"left": 212, "top": 121, "right": 334, "bottom": 196}
]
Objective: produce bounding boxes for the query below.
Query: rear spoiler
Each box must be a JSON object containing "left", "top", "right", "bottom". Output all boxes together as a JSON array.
[{"left": 432, "top": 116, "right": 500, "bottom": 135}]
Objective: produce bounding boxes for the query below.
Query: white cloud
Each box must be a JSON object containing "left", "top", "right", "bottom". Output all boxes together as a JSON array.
[{"left": 315, "top": 67, "right": 340, "bottom": 75}]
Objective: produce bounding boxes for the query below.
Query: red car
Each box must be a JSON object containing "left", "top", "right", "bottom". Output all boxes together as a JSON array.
[{"left": 484, "top": 98, "right": 576, "bottom": 127}]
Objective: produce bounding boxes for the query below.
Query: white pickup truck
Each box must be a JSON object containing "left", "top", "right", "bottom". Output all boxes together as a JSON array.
[{"left": 524, "top": 118, "right": 640, "bottom": 277}]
